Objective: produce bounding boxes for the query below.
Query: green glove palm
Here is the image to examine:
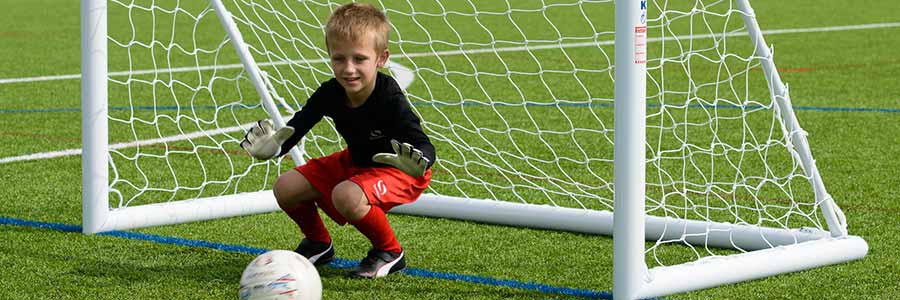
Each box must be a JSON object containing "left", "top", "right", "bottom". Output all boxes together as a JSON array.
[
  {"left": 240, "top": 119, "right": 294, "bottom": 160},
  {"left": 372, "top": 139, "right": 430, "bottom": 177}
]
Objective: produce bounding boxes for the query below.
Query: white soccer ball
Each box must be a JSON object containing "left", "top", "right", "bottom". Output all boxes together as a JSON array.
[{"left": 239, "top": 250, "right": 322, "bottom": 300}]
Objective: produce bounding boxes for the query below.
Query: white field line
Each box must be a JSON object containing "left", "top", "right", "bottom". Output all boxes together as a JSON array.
[
  {"left": 0, "top": 66, "right": 409, "bottom": 166},
  {"left": 1, "top": 22, "right": 899, "bottom": 85},
  {"left": 1, "top": 21, "right": 898, "bottom": 165},
  {"left": 0, "top": 123, "right": 252, "bottom": 165}
]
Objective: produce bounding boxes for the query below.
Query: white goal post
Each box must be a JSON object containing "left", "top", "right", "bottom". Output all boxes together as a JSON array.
[{"left": 81, "top": 0, "right": 867, "bottom": 299}]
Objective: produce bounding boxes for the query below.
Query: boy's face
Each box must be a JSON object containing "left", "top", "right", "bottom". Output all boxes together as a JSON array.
[{"left": 327, "top": 34, "right": 389, "bottom": 103}]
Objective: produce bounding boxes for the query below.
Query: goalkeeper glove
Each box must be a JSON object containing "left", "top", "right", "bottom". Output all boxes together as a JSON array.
[
  {"left": 240, "top": 119, "right": 295, "bottom": 160},
  {"left": 372, "top": 139, "right": 430, "bottom": 177}
]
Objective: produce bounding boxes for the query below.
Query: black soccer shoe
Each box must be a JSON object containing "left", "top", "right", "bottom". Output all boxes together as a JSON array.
[
  {"left": 350, "top": 248, "right": 406, "bottom": 279},
  {"left": 294, "top": 238, "right": 335, "bottom": 266}
]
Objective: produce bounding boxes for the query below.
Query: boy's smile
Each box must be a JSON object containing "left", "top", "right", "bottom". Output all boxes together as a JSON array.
[{"left": 328, "top": 34, "right": 389, "bottom": 106}]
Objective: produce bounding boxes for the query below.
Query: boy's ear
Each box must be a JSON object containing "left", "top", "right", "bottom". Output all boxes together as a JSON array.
[{"left": 376, "top": 49, "right": 390, "bottom": 68}]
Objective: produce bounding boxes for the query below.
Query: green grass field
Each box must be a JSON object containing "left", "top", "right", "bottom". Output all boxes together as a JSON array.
[{"left": 2, "top": 0, "right": 900, "bottom": 299}]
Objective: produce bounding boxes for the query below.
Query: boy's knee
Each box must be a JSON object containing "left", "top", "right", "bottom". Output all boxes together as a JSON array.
[
  {"left": 272, "top": 177, "right": 292, "bottom": 207},
  {"left": 274, "top": 170, "right": 318, "bottom": 209},
  {"left": 331, "top": 181, "right": 369, "bottom": 221}
]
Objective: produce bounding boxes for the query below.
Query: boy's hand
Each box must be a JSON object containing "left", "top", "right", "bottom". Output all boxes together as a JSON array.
[
  {"left": 372, "top": 139, "right": 430, "bottom": 177},
  {"left": 241, "top": 119, "right": 294, "bottom": 160}
]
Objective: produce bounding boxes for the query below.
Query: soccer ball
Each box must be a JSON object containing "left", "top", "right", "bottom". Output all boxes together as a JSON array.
[{"left": 239, "top": 250, "right": 322, "bottom": 300}]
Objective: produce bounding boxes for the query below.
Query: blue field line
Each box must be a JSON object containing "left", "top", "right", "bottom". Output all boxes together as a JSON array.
[
  {"left": 2, "top": 102, "right": 898, "bottom": 114},
  {"left": 0, "top": 216, "right": 616, "bottom": 299}
]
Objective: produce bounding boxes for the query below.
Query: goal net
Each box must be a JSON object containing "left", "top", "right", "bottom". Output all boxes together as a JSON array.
[{"left": 81, "top": 0, "right": 867, "bottom": 298}]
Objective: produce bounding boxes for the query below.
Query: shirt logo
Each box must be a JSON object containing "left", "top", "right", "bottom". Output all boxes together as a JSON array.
[
  {"left": 373, "top": 180, "right": 388, "bottom": 196},
  {"left": 369, "top": 129, "right": 384, "bottom": 140}
]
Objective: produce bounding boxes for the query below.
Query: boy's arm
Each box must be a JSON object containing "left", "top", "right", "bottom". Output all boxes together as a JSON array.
[
  {"left": 408, "top": 138, "right": 435, "bottom": 169},
  {"left": 372, "top": 139, "right": 431, "bottom": 177},
  {"left": 279, "top": 102, "right": 324, "bottom": 157},
  {"left": 371, "top": 90, "right": 436, "bottom": 176},
  {"left": 392, "top": 95, "right": 436, "bottom": 168},
  {"left": 241, "top": 120, "right": 295, "bottom": 160},
  {"left": 241, "top": 88, "right": 327, "bottom": 160}
]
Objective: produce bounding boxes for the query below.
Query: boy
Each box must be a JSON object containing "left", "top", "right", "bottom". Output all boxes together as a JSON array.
[{"left": 240, "top": 3, "right": 435, "bottom": 279}]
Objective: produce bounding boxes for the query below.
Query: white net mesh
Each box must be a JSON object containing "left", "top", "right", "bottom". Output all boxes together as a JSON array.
[
  {"left": 644, "top": 0, "right": 826, "bottom": 265},
  {"left": 106, "top": 0, "right": 832, "bottom": 267},
  {"left": 107, "top": 0, "right": 277, "bottom": 209}
]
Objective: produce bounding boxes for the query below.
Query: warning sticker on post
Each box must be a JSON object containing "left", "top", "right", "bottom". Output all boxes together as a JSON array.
[{"left": 634, "top": 26, "right": 647, "bottom": 64}]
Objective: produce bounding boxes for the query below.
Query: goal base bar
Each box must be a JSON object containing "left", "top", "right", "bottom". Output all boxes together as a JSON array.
[
  {"left": 636, "top": 235, "right": 868, "bottom": 299},
  {"left": 392, "top": 194, "right": 835, "bottom": 251},
  {"left": 394, "top": 194, "right": 868, "bottom": 298},
  {"left": 85, "top": 191, "right": 280, "bottom": 233},
  {"left": 83, "top": 191, "right": 867, "bottom": 298},
  {"left": 86, "top": 192, "right": 855, "bottom": 255}
]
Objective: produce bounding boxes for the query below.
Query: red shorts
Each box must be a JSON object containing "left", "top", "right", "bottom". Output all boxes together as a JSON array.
[{"left": 295, "top": 149, "right": 432, "bottom": 225}]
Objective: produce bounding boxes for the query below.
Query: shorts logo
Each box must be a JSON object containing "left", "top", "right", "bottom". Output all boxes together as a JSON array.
[{"left": 373, "top": 180, "right": 388, "bottom": 196}]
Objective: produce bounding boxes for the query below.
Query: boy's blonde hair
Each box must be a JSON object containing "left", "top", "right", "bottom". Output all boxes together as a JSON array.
[{"left": 325, "top": 3, "right": 390, "bottom": 52}]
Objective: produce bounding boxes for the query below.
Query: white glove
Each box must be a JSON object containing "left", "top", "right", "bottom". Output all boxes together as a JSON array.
[
  {"left": 372, "top": 139, "right": 430, "bottom": 177},
  {"left": 240, "top": 119, "right": 294, "bottom": 160}
]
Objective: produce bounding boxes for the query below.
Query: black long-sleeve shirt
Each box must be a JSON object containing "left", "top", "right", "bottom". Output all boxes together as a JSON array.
[{"left": 280, "top": 72, "right": 436, "bottom": 169}]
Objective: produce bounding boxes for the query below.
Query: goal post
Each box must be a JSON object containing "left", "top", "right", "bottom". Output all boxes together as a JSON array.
[
  {"left": 612, "top": 0, "right": 649, "bottom": 298},
  {"left": 80, "top": 0, "right": 290, "bottom": 234},
  {"left": 80, "top": 0, "right": 867, "bottom": 298},
  {"left": 81, "top": 0, "right": 109, "bottom": 234}
]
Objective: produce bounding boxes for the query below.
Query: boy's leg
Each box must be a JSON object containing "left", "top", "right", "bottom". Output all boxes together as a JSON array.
[
  {"left": 274, "top": 170, "right": 331, "bottom": 244},
  {"left": 331, "top": 181, "right": 404, "bottom": 278},
  {"left": 274, "top": 149, "right": 354, "bottom": 265},
  {"left": 331, "top": 168, "right": 432, "bottom": 278},
  {"left": 351, "top": 205, "right": 401, "bottom": 252},
  {"left": 332, "top": 181, "right": 401, "bottom": 253},
  {"left": 337, "top": 167, "right": 432, "bottom": 250}
]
